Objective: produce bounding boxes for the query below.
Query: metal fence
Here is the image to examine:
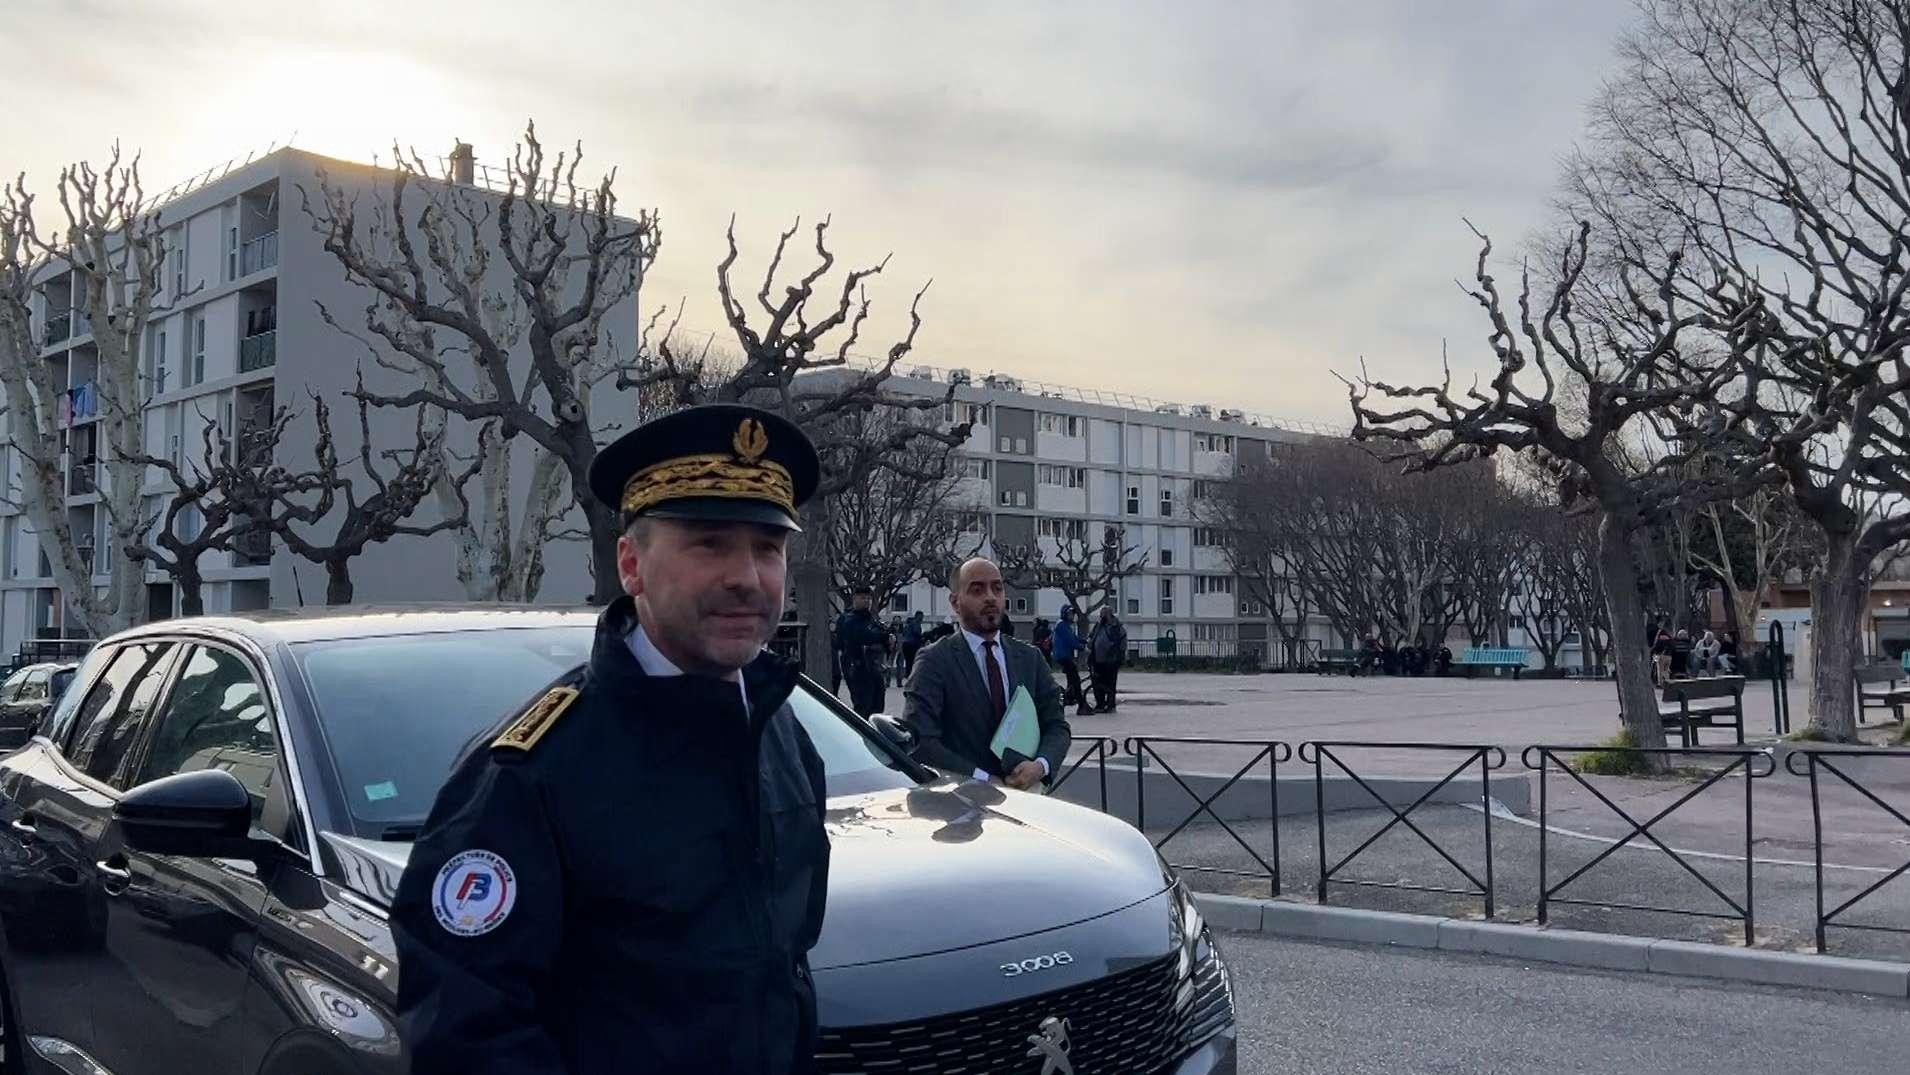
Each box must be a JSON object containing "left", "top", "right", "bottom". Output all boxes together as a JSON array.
[
  {"left": 1055, "top": 735, "right": 1910, "bottom": 956},
  {"left": 1785, "top": 747, "right": 1910, "bottom": 953}
]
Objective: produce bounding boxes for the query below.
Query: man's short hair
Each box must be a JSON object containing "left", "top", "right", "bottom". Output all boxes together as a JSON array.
[{"left": 624, "top": 516, "right": 656, "bottom": 547}]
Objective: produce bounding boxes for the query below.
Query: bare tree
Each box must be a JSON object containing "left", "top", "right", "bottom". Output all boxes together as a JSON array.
[
  {"left": 0, "top": 148, "right": 171, "bottom": 639},
  {"left": 1347, "top": 223, "right": 1753, "bottom": 756},
  {"left": 1194, "top": 475, "right": 1319, "bottom": 664},
  {"left": 1559, "top": 0, "right": 1910, "bottom": 739},
  {"left": 998, "top": 524, "right": 1150, "bottom": 622},
  {"left": 826, "top": 410, "right": 985, "bottom": 611},
  {"left": 648, "top": 217, "right": 971, "bottom": 679},
  {"left": 222, "top": 392, "right": 478, "bottom": 605},
  {"left": 302, "top": 122, "right": 658, "bottom": 605},
  {"left": 1688, "top": 486, "right": 1809, "bottom": 650},
  {"left": 124, "top": 415, "right": 297, "bottom": 616}
]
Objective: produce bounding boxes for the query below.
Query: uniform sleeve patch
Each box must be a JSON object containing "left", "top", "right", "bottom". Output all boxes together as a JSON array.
[
  {"left": 492, "top": 686, "right": 579, "bottom": 753},
  {"left": 432, "top": 850, "right": 517, "bottom": 937}
]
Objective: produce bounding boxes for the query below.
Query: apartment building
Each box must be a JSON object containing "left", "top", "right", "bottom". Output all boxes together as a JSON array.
[
  {"left": 0, "top": 145, "right": 640, "bottom": 659},
  {"left": 864, "top": 369, "right": 1347, "bottom": 661}
]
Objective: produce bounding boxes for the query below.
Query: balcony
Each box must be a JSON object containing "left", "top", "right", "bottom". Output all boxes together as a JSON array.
[
  {"left": 240, "top": 231, "right": 279, "bottom": 276},
  {"left": 43, "top": 313, "right": 70, "bottom": 347},
  {"left": 67, "top": 460, "right": 97, "bottom": 497},
  {"left": 239, "top": 330, "right": 277, "bottom": 373}
]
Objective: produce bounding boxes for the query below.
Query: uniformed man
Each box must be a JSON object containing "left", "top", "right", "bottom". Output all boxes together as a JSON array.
[
  {"left": 834, "top": 586, "right": 887, "bottom": 717},
  {"left": 392, "top": 404, "right": 831, "bottom": 1074}
]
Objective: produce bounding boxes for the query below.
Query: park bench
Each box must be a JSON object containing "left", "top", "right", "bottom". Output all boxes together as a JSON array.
[
  {"left": 1656, "top": 675, "right": 1747, "bottom": 748},
  {"left": 1316, "top": 649, "right": 1362, "bottom": 675},
  {"left": 1454, "top": 647, "right": 1530, "bottom": 680},
  {"left": 1855, "top": 663, "right": 1910, "bottom": 726}
]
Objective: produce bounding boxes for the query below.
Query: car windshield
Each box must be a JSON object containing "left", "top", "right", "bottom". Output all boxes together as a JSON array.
[{"left": 292, "top": 625, "right": 916, "bottom": 834}]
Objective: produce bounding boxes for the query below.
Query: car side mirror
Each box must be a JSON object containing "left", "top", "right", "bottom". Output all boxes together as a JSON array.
[
  {"left": 871, "top": 713, "right": 915, "bottom": 753},
  {"left": 113, "top": 770, "right": 258, "bottom": 859}
]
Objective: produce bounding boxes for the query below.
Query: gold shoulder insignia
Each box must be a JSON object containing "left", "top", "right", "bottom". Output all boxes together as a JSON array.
[{"left": 492, "top": 687, "right": 579, "bottom": 753}]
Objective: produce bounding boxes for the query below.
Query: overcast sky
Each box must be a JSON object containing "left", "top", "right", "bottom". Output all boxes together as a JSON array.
[{"left": 3, "top": 0, "right": 1636, "bottom": 426}]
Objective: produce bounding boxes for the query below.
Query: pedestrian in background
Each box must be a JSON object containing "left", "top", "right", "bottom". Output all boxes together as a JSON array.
[
  {"left": 1671, "top": 629, "right": 1695, "bottom": 679},
  {"left": 1651, "top": 630, "right": 1673, "bottom": 684},
  {"left": 899, "top": 610, "right": 925, "bottom": 681},
  {"left": 1088, "top": 607, "right": 1129, "bottom": 713},
  {"left": 1052, "top": 608, "right": 1089, "bottom": 716}
]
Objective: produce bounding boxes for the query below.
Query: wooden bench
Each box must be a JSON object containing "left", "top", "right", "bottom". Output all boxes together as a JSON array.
[
  {"left": 1856, "top": 664, "right": 1910, "bottom": 725},
  {"left": 1454, "top": 647, "right": 1531, "bottom": 680},
  {"left": 1316, "top": 649, "right": 1362, "bottom": 676},
  {"left": 1656, "top": 676, "right": 1746, "bottom": 748}
]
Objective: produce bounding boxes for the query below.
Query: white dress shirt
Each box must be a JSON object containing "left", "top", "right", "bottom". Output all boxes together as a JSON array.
[
  {"left": 628, "top": 624, "right": 749, "bottom": 712},
  {"left": 959, "top": 627, "right": 1048, "bottom": 782}
]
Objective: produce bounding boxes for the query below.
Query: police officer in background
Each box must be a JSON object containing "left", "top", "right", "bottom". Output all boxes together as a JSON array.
[
  {"left": 835, "top": 585, "right": 888, "bottom": 717},
  {"left": 393, "top": 404, "right": 831, "bottom": 1074}
]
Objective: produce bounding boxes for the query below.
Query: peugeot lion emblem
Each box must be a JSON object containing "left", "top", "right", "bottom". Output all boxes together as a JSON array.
[{"left": 1024, "top": 1016, "right": 1073, "bottom": 1075}]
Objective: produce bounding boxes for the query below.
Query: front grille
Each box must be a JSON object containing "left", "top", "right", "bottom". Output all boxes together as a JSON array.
[{"left": 816, "top": 953, "right": 1203, "bottom": 1075}]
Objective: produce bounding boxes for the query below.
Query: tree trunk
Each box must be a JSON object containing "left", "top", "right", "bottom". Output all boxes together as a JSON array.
[
  {"left": 325, "top": 560, "right": 355, "bottom": 606},
  {"left": 177, "top": 565, "right": 205, "bottom": 618},
  {"left": 794, "top": 498, "right": 836, "bottom": 682},
  {"left": 1807, "top": 530, "right": 1866, "bottom": 742},
  {"left": 1599, "top": 512, "right": 1669, "bottom": 759},
  {"left": 587, "top": 502, "right": 622, "bottom": 605}
]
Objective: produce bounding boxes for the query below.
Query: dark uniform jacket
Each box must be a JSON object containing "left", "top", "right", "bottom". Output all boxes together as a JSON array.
[
  {"left": 393, "top": 597, "right": 831, "bottom": 1074},
  {"left": 834, "top": 608, "right": 886, "bottom": 678}
]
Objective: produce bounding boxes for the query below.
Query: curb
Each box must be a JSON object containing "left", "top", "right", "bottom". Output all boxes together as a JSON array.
[{"left": 1191, "top": 894, "right": 1910, "bottom": 999}]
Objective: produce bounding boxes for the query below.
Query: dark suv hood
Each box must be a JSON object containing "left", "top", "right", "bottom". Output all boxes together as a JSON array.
[{"left": 322, "top": 781, "right": 1166, "bottom": 971}]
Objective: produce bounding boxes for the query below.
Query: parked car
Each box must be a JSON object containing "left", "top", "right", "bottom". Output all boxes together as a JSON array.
[
  {"left": 0, "top": 663, "right": 78, "bottom": 750},
  {"left": 0, "top": 607, "right": 1235, "bottom": 1074}
]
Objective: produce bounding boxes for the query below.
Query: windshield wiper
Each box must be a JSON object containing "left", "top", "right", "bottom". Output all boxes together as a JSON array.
[{"left": 378, "top": 824, "right": 423, "bottom": 842}]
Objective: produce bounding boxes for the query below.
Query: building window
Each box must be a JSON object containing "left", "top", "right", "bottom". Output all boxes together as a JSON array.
[
  {"left": 1038, "top": 413, "right": 1082, "bottom": 437},
  {"left": 169, "top": 246, "right": 186, "bottom": 296},
  {"left": 1160, "top": 548, "right": 1174, "bottom": 567},
  {"left": 1195, "top": 576, "right": 1235, "bottom": 596},
  {"left": 1195, "top": 527, "right": 1221, "bottom": 547},
  {"left": 1126, "top": 485, "right": 1140, "bottom": 515},
  {"left": 1240, "top": 598, "right": 1267, "bottom": 616},
  {"left": 226, "top": 226, "right": 239, "bottom": 281},
  {"left": 957, "top": 457, "right": 990, "bottom": 480},
  {"left": 146, "top": 326, "right": 170, "bottom": 396},
  {"left": 945, "top": 401, "right": 989, "bottom": 426},
  {"left": 999, "top": 436, "right": 1012, "bottom": 453},
  {"left": 1127, "top": 597, "right": 1141, "bottom": 616},
  {"left": 1039, "top": 518, "right": 1088, "bottom": 542},
  {"left": 184, "top": 312, "right": 206, "bottom": 387},
  {"left": 889, "top": 593, "right": 910, "bottom": 613},
  {"left": 1195, "top": 434, "right": 1234, "bottom": 453},
  {"left": 1037, "top": 465, "right": 1086, "bottom": 488},
  {"left": 955, "top": 512, "right": 989, "bottom": 535},
  {"left": 1193, "top": 480, "right": 1211, "bottom": 500},
  {"left": 999, "top": 489, "right": 1013, "bottom": 507},
  {"left": 1160, "top": 488, "right": 1174, "bottom": 518},
  {"left": 1159, "top": 578, "right": 1174, "bottom": 616}
]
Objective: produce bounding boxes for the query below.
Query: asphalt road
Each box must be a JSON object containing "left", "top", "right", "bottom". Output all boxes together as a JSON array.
[{"left": 1224, "top": 931, "right": 1910, "bottom": 1075}]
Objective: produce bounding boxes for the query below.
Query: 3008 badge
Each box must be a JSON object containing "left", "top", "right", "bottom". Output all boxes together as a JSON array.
[{"left": 432, "top": 849, "right": 517, "bottom": 937}]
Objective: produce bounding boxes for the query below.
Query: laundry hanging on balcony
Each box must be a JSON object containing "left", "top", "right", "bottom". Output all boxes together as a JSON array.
[{"left": 60, "top": 382, "right": 99, "bottom": 427}]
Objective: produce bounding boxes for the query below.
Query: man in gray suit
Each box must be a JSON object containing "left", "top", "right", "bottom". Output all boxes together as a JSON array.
[{"left": 902, "top": 558, "right": 1071, "bottom": 789}]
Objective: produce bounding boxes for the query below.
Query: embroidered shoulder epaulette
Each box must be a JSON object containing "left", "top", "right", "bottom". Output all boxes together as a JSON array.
[{"left": 492, "top": 686, "right": 579, "bottom": 754}]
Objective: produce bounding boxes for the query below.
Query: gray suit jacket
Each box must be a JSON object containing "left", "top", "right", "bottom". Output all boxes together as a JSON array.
[{"left": 900, "top": 632, "right": 1071, "bottom": 783}]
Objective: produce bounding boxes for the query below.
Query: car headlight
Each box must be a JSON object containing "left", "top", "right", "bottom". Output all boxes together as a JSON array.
[{"left": 1170, "top": 879, "right": 1233, "bottom": 1048}]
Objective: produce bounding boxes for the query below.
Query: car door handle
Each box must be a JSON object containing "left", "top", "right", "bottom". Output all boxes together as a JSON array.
[
  {"left": 9, "top": 819, "right": 35, "bottom": 838},
  {"left": 94, "top": 859, "right": 132, "bottom": 884}
]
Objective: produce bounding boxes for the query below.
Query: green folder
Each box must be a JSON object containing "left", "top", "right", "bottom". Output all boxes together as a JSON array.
[{"left": 989, "top": 686, "right": 1040, "bottom": 764}]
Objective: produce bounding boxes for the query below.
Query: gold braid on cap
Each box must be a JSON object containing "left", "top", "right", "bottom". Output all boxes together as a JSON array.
[{"left": 620, "top": 417, "right": 796, "bottom": 517}]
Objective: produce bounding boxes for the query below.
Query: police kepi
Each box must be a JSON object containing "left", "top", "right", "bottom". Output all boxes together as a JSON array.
[{"left": 392, "top": 403, "right": 831, "bottom": 1075}]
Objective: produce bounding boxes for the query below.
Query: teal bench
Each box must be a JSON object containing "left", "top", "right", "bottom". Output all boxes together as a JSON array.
[
  {"left": 1454, "top": 647, "right": 1530, "bottom": 680},
  {"left": 1316, "top": 649, "right": 1362, "bottom": 676}
]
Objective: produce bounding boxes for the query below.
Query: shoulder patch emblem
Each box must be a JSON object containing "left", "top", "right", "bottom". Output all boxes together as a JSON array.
[
  {"left": 492, "top": 686, "right": 579, "bottom": 753},
  {"left": 433, "top": 849, "right": 516, "bottom": 937}
]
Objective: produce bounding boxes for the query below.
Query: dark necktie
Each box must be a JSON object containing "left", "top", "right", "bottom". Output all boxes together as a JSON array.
[{"left": 983, "top": 639, "right": 1007, "bottom": 721}]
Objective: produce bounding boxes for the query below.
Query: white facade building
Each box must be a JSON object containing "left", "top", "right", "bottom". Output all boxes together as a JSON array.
[{"left": 0, "top": 146, "right": 638, "bottom": 661}]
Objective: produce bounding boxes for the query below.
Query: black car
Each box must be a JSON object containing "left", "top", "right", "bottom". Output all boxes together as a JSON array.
[
  {"left": 0, "top": 665, "right": 77, "bottom": 750},
  {"left": 0, "top": 607, "right": 1235, "bottom": 1074}
]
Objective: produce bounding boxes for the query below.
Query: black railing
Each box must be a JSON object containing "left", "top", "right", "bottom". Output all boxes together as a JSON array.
[
  {"left": 1124, "top": 736, "right": 1290, "bottom": 897},
  {"left": 1784, "top": 747, "right": 1910, "bottom": 954},
  {"left": 1049, "top": 735, "right": 1119, "bottom": 813},
  {"left": 1300, "top": 742, "right": 1505, "bottom": 918},
  {"left": 240, "top": 230, "right": 279, "bottom": 275},
  {"left": 1523, "top": 744, "right": 1775, "bottom": 945},
  {"left": 43, "top": 312, "right": 70, "bottom": 346},
  {"left": 239, "top": 330, "right": 277, "bottom": 372}
]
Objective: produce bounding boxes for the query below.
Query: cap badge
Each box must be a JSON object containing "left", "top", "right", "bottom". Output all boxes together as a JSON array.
[{"left": 733, "top": 418, "right": 769, "bottom": 463}]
